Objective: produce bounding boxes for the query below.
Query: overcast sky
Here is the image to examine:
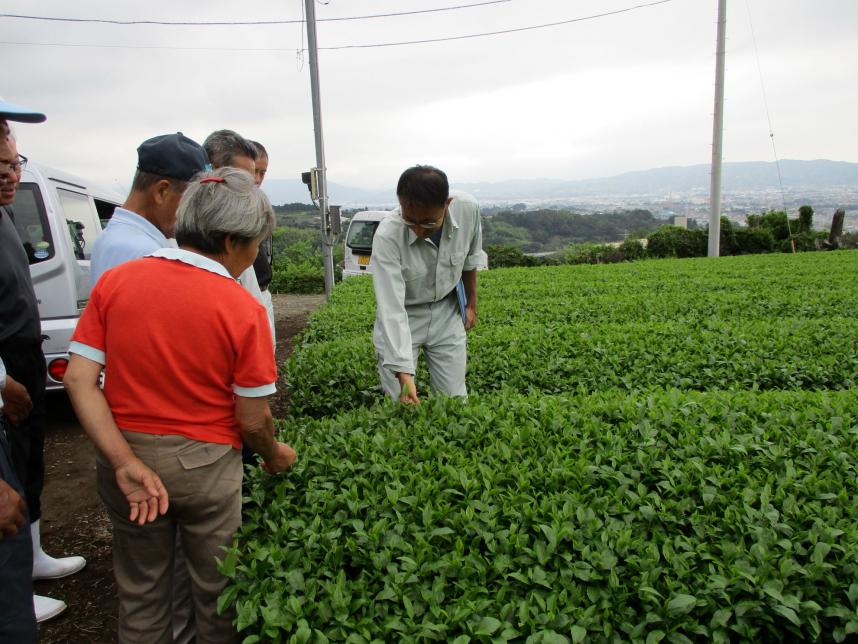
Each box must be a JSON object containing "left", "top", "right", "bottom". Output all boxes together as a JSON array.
[{"left": 2, "top": 0, "right": 856, "bottom": 195}]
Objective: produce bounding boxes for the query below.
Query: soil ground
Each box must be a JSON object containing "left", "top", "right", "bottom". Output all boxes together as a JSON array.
[{"left": 37, "top": 293, "right": 325, "bottom": 643}]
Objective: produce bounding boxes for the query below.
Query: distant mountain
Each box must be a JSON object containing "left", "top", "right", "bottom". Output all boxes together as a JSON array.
[{"left": 262, "top": 160, "right": 858, "bottom": 207}]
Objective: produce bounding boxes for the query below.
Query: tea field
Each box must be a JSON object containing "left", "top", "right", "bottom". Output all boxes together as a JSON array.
[{"left": 224, "top": 250, "right": 858, "bottom": 642}]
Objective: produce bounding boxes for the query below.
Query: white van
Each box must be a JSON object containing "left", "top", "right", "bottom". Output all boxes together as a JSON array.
[
  {"left": 13, "top": 162, "right": 124, "bottom": 390},
  {"left": 342, "top": 210, "right": 390, "bottom": 278}
]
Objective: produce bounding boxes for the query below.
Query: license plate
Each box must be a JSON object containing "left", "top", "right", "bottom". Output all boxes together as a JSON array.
[{"left": 357, "top": 255, "right": 370, "bottom": 266}]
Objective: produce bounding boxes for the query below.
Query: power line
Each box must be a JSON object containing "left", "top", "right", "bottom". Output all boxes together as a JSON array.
[
  {"left": 744, "top": 0, "right": 791, "bottom": 230},
  {"left": 0, "top": 1, "right": 512, "bottom": 26},
  {"left": 0, "top": 0, "right": 675, "bottom": 53},
  {"left": 318, "top": 0, "right": 674, "bottom": 50}
]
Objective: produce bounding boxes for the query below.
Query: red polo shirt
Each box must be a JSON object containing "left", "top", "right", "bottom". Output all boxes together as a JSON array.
[{"left": 70, "top": 250, "right": 276, "bottom": 448}]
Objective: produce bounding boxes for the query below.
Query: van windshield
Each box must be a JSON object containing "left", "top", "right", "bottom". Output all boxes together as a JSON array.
[
  {"left": 346, "top": 220, "right": 380, "bottom": 253},
  {"left": 12, "top": 182, "right": 54, "bottom": 265}
]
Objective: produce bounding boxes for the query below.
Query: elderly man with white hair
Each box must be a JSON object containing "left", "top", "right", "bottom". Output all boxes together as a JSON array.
[{"left": 64, "top": 167, "right": 297, "bottom": 644}]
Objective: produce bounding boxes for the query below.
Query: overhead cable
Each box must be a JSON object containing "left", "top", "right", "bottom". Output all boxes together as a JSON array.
[
  {"left": 0, "top": 0, "right": 675, "bottom": 52},
  {"left": 317, "top": 0, "right": 673, "bottom": 50},
  {"left": 0, "top": 1, "right": 512, "bottom": 26}
]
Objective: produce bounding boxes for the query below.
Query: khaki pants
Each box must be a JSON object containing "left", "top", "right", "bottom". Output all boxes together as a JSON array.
[{"left": 97, "top": 432, "right": 242, "bottom": 644}]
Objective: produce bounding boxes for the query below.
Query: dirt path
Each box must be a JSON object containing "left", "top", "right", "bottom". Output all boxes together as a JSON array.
[{"left": 37, "top": 293, "right": 325, "bottom": 643}]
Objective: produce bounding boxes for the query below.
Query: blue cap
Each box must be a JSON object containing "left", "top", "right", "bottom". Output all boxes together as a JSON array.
[
  {"left": 137, "top": 132, "right": 209, "bottom": 182},
  {"left": 0, "top": 99, "right": 46, "bottom": 123}
]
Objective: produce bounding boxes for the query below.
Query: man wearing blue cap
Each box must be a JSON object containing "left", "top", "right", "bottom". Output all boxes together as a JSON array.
[
  {"left": 90, "top": 132, "right": 209, "bottom": 286},
  {"left": 0, "top": 98, "right": 49, "bottom": 641},
  {"left": 87, "top": 132, "right": 208, "bottom": 644}
]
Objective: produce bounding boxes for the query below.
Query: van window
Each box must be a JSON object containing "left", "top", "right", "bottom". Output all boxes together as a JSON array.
[
  {"left": 12, "top": 182, "right": 54, "bottom": 265},
  {"left": 94, "top": 198, "right": 117, "bottom": 227},
  {"left": 57, "top": 188, "right": 102, "bottom": 260},
  {"left": 346, "top": 220, "right": 380, "bottom": 253}
]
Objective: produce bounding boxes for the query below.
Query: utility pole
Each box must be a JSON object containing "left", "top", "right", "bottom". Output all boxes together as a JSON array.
[
  {"left": 708, "top": 0, "right": 727, "bottom": 257},
  {"left": 304, "top": 0, "right": 336, "bottom": 298}
]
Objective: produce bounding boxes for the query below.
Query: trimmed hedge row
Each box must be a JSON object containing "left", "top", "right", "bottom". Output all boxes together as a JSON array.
[
  {"left": 224, "top": 389, "right": 858, "bottom": 643},
  {"left": 297, "top": 251, "right": 858, "bottom": 345},
  {"left": 285, "top": 315, "right": 858, "bottom": 418}
]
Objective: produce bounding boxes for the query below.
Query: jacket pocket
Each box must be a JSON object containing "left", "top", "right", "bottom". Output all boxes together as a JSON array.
[{"left": 450, "top": 252, "right": 464, "bottom": 272}]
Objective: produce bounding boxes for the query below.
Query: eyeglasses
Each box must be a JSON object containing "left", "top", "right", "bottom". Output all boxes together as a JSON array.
[
  {"left": 402, "top": 208, "right": 447, "bottom": 230},
  {"left": 0, "top": 154, "right": 27, "bottom": 174}
]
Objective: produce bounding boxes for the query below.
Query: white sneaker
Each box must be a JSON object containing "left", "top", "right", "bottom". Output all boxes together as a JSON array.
[
  {"left": 31, "top": 519, "right": 87, "bottom": 580},
  {"left": 34, "top": 594, "right": 67, "bottom": 623}
]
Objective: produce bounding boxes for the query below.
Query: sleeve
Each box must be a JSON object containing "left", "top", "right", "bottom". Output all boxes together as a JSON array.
[
  {"left": 69, "top": 284, "right": 107, "bottom": 365},
  {"left": 372, "top": 229, "right": 415, "bottom": 375},
  {"left": 463, "top": 201, "right": 488, "bottom": 271},
  {"left": 232, "top": 301, "right": 277, "bottom": 397}
]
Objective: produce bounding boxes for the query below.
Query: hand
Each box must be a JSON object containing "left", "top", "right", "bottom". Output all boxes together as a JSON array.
[
  {"left": 2, "top": 376, "right": 32, "bottom": 425},
  {"left": 114, "top": 458, "right": 169, "bottom": 525},
  {"left": 262, "top": 442, "right": 297, "bottom": 474},
  {"left": 464, "top": 304, "right": 477, "bottom": 331},
  {"left": 0, "top": 479, "right": 27, "bottom": 538},
  {"left": 398, "top": 373, "right": 420, "bottom": 405}
]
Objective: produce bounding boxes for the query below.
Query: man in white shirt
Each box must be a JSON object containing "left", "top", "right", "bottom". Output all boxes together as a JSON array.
[
  {"left": 202, "top": 130, "right": 274, "bottom": 340},
  {"left": 372, "top": 165, "right": 487, "bottom": 404},
  {"left": 90, "top": 132, "right": 208, "bottom": 286}
]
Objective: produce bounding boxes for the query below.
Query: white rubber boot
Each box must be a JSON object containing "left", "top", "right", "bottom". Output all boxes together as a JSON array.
[
  {"left": 31, "top": 519, "right": 87, "bottom": 580},
  {"left": 34, "top": 594, "right": 67, "bottom": 623}
]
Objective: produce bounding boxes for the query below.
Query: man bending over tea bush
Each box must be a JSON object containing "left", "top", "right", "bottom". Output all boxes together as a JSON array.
[{"left": 372, "top": 165, "right": 487, "bottom": 404}]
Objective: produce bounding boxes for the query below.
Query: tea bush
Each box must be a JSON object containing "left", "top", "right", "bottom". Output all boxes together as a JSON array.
[
  {"left": 224, "top": 389, "right": 858, "bottom": 642},
  {"left": 284, "top": 252, "right": 858, "bottom": 417}
]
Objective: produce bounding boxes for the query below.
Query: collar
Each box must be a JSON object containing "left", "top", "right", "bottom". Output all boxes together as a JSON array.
[
  {"left": 401, "top": 197, "right": 461, "bottom": 246},
  {"left": 111, "top": 207, "right": 168, "bottom": 245},
  {"left": 146, "top": 247, "right": 235, "bottom": 281}
]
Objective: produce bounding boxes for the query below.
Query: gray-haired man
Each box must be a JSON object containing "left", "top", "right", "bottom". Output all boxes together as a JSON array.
[{"left": 202, "top": 130, "right": 275, "bottom": 342}]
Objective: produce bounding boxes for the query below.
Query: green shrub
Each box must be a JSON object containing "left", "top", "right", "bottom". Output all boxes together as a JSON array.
[
  {"left": 646, "top": 226, "right": 707, "bottom": 259},
  {"left": 618, "top": 239, "right": 646, "bottom": 261},
  {"left": 486, "top": 245, "right": 540, "bottom": 268},
  {"left": 225, "top": 388, "right": 858, "bottom": 642},
  {"left": 564, "top": 243, "right": 622, "bottom": 265},
  {"left": 733, "top": 228, "right": 774, "bottom": 254}
]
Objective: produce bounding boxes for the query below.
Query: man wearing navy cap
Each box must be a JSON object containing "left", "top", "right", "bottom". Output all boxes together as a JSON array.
[{"left": 90, "top": 132, "right": 209, "bottom": 286}]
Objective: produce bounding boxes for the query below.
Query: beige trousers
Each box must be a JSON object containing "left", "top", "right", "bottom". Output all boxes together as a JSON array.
[{"left": 97, "top": 432, "right": 242, "bottom": 644}]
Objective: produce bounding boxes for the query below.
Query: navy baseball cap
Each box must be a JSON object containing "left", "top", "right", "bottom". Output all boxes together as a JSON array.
[
  {"left": 0, "top": 99, "right": 46, "bottom": 123},
  {"left": 137, "top": 132, "right": 209, "bottom": 182}
]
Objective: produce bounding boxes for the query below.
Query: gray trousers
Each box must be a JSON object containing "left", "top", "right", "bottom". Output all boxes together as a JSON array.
[
  {"left": 377, "top": 293, "right": 468, "bottom": 399},
  {"left": 97, "top": 432, "right": 242, "bottom": 644}
]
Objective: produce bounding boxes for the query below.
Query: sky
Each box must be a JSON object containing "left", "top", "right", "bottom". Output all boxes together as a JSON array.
[{"left": 1, "top": 0, "right": 856, "bottom": 196}]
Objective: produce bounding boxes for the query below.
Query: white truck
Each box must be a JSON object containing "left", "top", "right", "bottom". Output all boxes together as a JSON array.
[
  {"left": 342, "top": 210, "right": 390, "bottom": 278},
  {"left": 13, "top": 161, "right": 123, "bottom": 390}
]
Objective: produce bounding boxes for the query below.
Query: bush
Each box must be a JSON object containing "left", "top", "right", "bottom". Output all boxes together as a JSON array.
[
  {"left": 733, "top": 228, "right": 774, "bottom": 254},
  {"left": 225, "top": 389, "right": 858, "bottom": 642},
  {"left": 646, "top": 226, "right": 707, "bottom": 258},
  {"left": 839, "top": 232, "right": 858, "bottom": 250},
  {"left": 798, "top": 205, "right": 814, "bottom": 233},
  {"left": 758, "top": 211, "right": 791, "bottom": 241},
  {"left": 618, "top": 238, "right": 646, "bottom": 261},
  {"left": 486, "top": 245, "right": 540, "bottom": 268},
  {"left": 564, "top": 243, "right": 622, "bottom": 265}
]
